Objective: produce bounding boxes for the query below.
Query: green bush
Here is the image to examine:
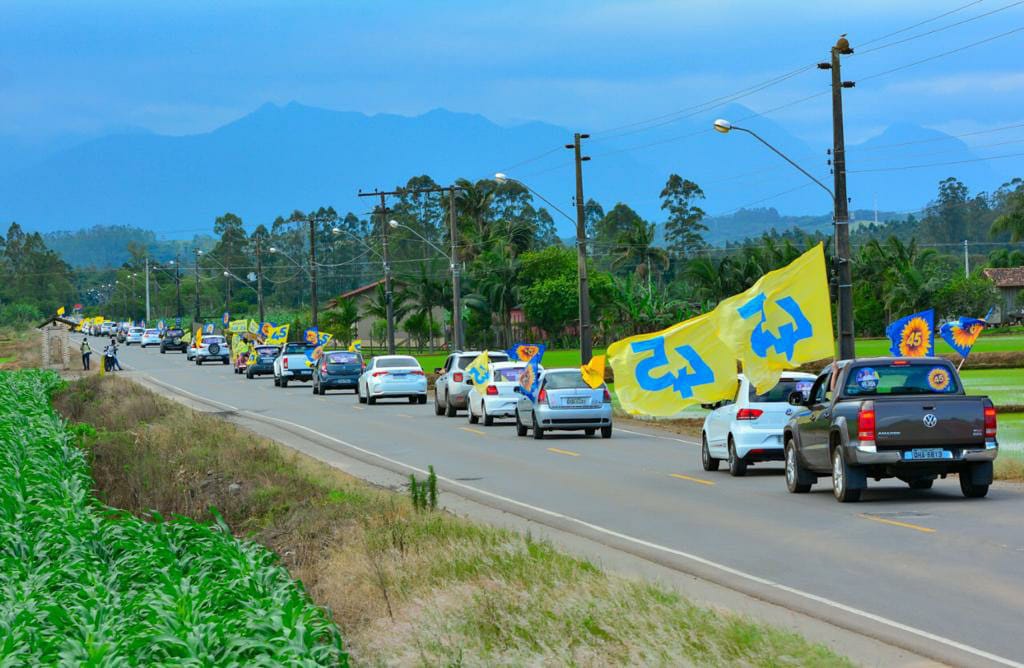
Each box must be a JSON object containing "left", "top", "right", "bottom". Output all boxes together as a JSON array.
[{"left": 0, "top": 302, "right": 42, "bottom": 327}]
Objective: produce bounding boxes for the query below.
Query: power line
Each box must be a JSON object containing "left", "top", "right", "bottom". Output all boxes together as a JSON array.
[
  {"left": 856, "top": 0, "right": 1024, "bottom": 56},
  {"left": 857, "top": 0, "right": 986, "bottom": 47},
  {"left": 849, "top": 149, "right": 1024, "bottom": 173}
]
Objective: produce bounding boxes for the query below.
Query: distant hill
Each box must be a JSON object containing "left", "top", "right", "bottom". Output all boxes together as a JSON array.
[
  {"left": 44, "top": 226, "right": 216, "bottom": 268},
  {"left": 676, "top": 207, "right": 910, "bottom": 247},
  {"left": 0, "top": 101, "right": 1007, "bottom": 238}
]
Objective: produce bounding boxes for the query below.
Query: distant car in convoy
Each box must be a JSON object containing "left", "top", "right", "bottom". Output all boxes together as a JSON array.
[
  {"left": 514, "top": 368, "right": 612, "bottom": 439},
  {"left": 245, "top": 345, "right": 280, "bottom": 379},
  {"left": 466, "top": 361, "right": 537, "bottom": 426},
  {"left": 100, "top": 321, "right": 115, "bottom": 336},
  {"left": 784, "top": 357, "right": 998, "bottom": 502},
  {"left": 160, "top": 328, "right": 188, "bottom": 354},
  {"left": 358, "top": 355, "right": 427, "bottom": 404},
  {"left": 193, "top": 335, "right": 229, "bottom": 365},
  {"left": 313, "top": 350, "right": 364, "bottom": 394},
  {"left": 140, "top": 329, "right": 162, "bottom": 348},
  {"left": 273, "top": 342, "right": 314, "bottom": 387},
  {"left": 125, "top": 327, "right": 144, "bottom": 346},
  {"left": 701, "top": 372, "right": 816, "bottom": 476},
  {"left": 433, "top": 351, "right": 510, "bottom": 416}
]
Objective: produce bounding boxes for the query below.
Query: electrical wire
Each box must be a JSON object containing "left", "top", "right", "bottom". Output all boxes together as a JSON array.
[
  {"left": 849, "top": 149, "right": 1024, "bottom": 173},
  {"left": 855, "top": 0, "right": 1024, "bottom": 56}
]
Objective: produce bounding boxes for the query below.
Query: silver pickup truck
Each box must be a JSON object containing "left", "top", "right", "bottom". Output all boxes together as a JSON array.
[
  {"left": 784, "top": 357, "right": 998, "bottom": 502},
  {"left": 273, "top": 342, "right": 313, "bottom": 387}
]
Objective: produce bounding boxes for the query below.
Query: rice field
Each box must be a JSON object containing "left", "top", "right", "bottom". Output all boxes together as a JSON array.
[{"left": 0, "top": 369, "right": 347, "bottom": 665}]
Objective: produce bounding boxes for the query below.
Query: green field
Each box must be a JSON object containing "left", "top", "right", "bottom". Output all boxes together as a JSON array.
[
  {"left": 999, "top": 413, "right": 1024, "bottom": 451},
  {"left": 960, "top": 368, "right": 1024, "bottom": 407}
]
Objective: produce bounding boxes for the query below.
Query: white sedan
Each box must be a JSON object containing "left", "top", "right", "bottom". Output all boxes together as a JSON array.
[
  {"left": 125, "top": 327, "right": 145, "bottom": 345},
  {"left": 357, "top": 355, "right": 428, "bottom": 405},
  {"left": 466, "top": 361, "right": 539, "bottom": 426},
  {"left": 140, "top": 328, "right": 162, "bottom": 347},
  {"left": 701, "top": 372, "right": 815, "bottom": 477}
]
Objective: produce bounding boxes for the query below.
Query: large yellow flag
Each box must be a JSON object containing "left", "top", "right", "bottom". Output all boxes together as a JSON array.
[
  {"left": 581, "top": 354, "right": 606, "bottom": 389},
  {"left": 717, "top": 243, "right": 834, "bottom": 393},
  {"left": 465, "top": 351, "right": 491, "bottom": 389},
  {"left": 194, "top": 328, "right": 203, "bottom": 349},
  {"left": 264, "top": 323, "right": 290, "bottom": 345},
  {"left": 607, "top": 311, "right": 737, "bottom": 417}
]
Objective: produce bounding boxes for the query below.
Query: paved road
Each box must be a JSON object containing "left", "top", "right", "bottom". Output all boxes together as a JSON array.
[{"left": 104, "top": 339, "right": 1024, "bottom": 666}]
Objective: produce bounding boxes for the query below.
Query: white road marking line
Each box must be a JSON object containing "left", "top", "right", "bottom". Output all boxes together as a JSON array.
[
  {"left": 140, "top": 374, "right": 1023, "bottom": 668},
  {"left": 618, "top": 427, "right": 698, "bottom": 445}
]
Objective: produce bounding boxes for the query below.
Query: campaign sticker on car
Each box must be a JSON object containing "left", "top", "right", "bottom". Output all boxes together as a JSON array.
[{"left": 855, "top": 367, "right": 879, "bottom": 391}]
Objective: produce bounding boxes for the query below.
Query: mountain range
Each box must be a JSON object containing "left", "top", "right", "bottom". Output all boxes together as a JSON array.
[{"left": 0, "top": 102, "right": 1012, "bottom": 239}]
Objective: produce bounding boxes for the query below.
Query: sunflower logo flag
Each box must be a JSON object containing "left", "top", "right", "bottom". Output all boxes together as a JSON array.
[
  {"left": 263, "top": 323, "right": 290, "bottom": 345},
  {"left": 507, "top": 343, "right": 546, "bottom": 364},
  {"left": 717, "top": 244, "right": 835, "bottom": 394},
  {"left": 939, "top": 316, "right": 988, "bottom": 359},
  {"left": 518, "top": 354, "right": 543, "bottom": 401},
  {"left": 886, "top": 310, "right": 934, "bottom": 357}
]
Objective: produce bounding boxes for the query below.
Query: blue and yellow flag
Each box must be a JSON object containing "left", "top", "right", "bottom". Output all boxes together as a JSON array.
[
  {"left": 939, "top": 316, "right": 988, "bottom": 359},
  {"left": 203, "top": 322, "right": 215, "bottom": 334},
  {"left": 264, "top": 323, "right": 290, "bottom": 345},
  {"left": 465, "top": 351, "right": 491, "bottom": 388},
  {"left": 887, "top": 310, "right": 934, "bottom": 357},
  {"left": 229, "top": 319, "right": 249, "bottom": 334},
  {"left": 507, "top": 342, "right": 546, "bottom": 363},
  {"left": 518, "top": 353, "right": 543, "bottom": 401},
  {"left": 348, "top": 339, "right": 362, "bottom": 353},
  {"left": 608, "top": 311, "right": 737, "bottom": 416},
  {"left": 717, "top": 244, "right": 835, "bottom": 394},
  {"left": 305, "top": 331, "right": 333, "bottom": 366}
]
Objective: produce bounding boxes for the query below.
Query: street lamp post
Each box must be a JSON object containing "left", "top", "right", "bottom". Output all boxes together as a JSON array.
[{"left": 713, "top": 118, "right": 854, "bottom": 357}]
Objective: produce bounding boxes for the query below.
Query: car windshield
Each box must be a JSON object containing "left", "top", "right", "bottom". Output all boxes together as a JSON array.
[
  {"left": 377, "top": 356, "right": 420, "bottom": 369},
  {"left": 255, "top": 346, "right": 279, "bottom": 356},
  {"left": 750, "top": 378, "right": 814, "bottom": 403},
  {"left": 283, "top": 343, "right": 309, "bottom": 354},
  {"left": 843, "top": 363, "right": 960, "bottom": 396},
  {"left": 544, "top": 372, "right": 592, "bottom": 390},
  {"left": 456, "top": 353, "right": 508, "bottom": 369},
  {"left": 326, "top": 352, "right": 360, "bottom": 365},
  {"left": 493, "top": 366, "right": 525, "bottom": 382}
]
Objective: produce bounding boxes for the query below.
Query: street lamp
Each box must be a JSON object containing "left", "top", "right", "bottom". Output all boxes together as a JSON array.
[
  {"left": 495, "top": 172, "right": 592, "bottom": 363},
  {"left": 713, "top": 118, "right": 853, "bottom": 357},
  {"left": 388, "top": 219, "right": 462, "bottom": 350}
]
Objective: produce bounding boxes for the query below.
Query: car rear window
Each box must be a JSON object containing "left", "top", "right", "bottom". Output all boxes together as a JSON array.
[
  {"left": 255, "top": 346, "right": 279, "bottom": 356},
  {"left": 327, "top": 352, "right": 360, "bottom": 364},
  {"left": 543, "top": 371, "right": 591, "bottom": 389},
  {"left": 750, "top": 379, "right": 814, "bottom": 403},
  {"left": 130, "top": 328, "right": 144, "bottom": 333},
  {"left": 284, "top": 343, "right": 309, "bottom": 354},
  {"left": 377, "top": 356, "right": 420, "bottom": 369},
  {"left": 843, "top": 363, "right": 960, "bottom": 396},
  {"left": 144, "top": 329, "right": 158, "bottom": 335},
  {"left": 493, "top": 366, "right": 525, "bottom": 382},
  {"left": 456, "top": 353, "right": 509, "bottom": 369}
]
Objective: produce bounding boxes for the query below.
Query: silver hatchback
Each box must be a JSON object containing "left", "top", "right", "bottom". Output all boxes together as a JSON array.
[{"left": 514, "top": 368, "right": 613, "bottom": 439}]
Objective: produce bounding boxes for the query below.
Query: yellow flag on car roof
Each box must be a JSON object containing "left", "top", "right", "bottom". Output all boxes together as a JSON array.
[
  {"left": 56, "top": 306, "right": 65, "bottom": 316},
  {"left": 581, "top": 354, "right": 606, "bottom": 389},
  {"left": 348, "top": 339, "right": 362, "bottom": 352},
  {"left": 194, "top": 328, "right": 203, "bottom": 349},
  {"left": 717, "top": 243, "right": 835, "bottom": 394},
  {"left": 465, "top": 351, "right": 490, "bottom": 389},
  {"left": 607, "top": 311, "right": 737, "bottom": 417}
]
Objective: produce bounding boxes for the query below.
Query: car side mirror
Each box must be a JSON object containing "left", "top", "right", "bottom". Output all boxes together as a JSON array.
[{"left": 788, "top": 391, "right": 806, "bottom": 407}]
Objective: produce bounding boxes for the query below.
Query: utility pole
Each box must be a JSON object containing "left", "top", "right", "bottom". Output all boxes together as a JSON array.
[
  {"left": 358, "top": 189, "right": 405, "bottom": 354},
  {"left": 308, "top": 216, "right": 318, "bottom": 328},
  {"left": 821, "top": 36, "right": 856, "bottom": 360},
  {"left": 566, "top": 132, "right": 593, "bottom": 364},
  {"left": 174, "top": 254, "right": 182, "bottom": 321},
  {"left": 964, "top": 239, "right": 970, "bottom": 278},
  {"left": 449, "top": 187, "right": 463, "bottom": 350},
  {"left": 255, "top": 235, "right": 265, "bottom": 323},
  {"left": 145, "top": 258, "right": 151, "bottom": 323},
  {"left": 193, "top": 248, "right": 201, "bottom": 326}
]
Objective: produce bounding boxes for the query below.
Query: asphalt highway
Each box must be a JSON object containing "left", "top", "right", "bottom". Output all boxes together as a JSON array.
[{"left": 106, "top": 339, "right": 1024, "bottom": 666}]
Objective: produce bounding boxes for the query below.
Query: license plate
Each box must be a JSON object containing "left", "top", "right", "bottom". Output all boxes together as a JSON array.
[
  {"left": 565, "top": 397, "right": 588, "bottom": 406},
  {"left": 390, "top": 373, "right": 406, "bottom": 378},
  {"left": 905, "top": 448, "right": 948, "bottom": 460}
]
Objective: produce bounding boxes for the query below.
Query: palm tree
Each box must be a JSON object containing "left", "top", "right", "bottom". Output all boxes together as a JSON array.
[
  {"left": 469, "top": 240, "right": 520, "bottom": 347},
  {"left": 610, "top": 219, "right": 670, "bottom": 289},
  {"left": 402, "top": 262, "right": 445, "bottom": 352},
  {"left": 859, "top": 237, "right": 941, "bottom": 321},
  {"left": 990, "top": 186, "right": 1024, "bottom": 242},
  {"left": 362, "top": 283, "right": 412, "bottom": 345},
  {"left": 454, "top": 178, "right": 497, "bottom": 257}
]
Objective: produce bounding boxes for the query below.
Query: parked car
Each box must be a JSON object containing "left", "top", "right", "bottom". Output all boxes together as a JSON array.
[
  {"left": 433, "top": 351, "right": 510, "bottom": 417},
  {"left": 701, "top": 372, "right": 816, "bottom": 476},
  {"left": 514, "top": 368, "right": 612, "bottom": 439},
  {"left": 358, "top": 355, "right": 427, "bottom": 404},
  {"left": 193, "top": 335, "right": 229, "bottom": 365},
  {"left": 273, "top": 342, "right": 314, "bottom": 387},
  {"left": 313, "top": 350, "right": 364, "bottom": 394},
  {"left": 784, "top": 357, "right": 998, "bottom": 502},
  {"left": 160, "top": 328, "right": 188, "bottom": 354},
  {"left": 140, "top": 328, "right": 162, "bottom": 348},
  {"left": 125, "top": 327, "right": 145, "bottom": 346},
  {"left": 245, "top": 345, "right": 280, "bottom": 379},
  {"left": 467, "top": 361, "right": 537, "bottom": 426}
]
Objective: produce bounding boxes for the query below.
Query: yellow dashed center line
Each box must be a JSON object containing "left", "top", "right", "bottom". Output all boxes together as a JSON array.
[
  {"left": 670, "top": 473, "right": 715, "bottom": 486},
  {"left": 547, "top": 447, "right": 580, "bottom": 457},
  {"left": 460, "top": 427, "right": 486, "bottom": 436},
  {"left": 859, "top": 514, "right": 935, "bottom": 534},
  {"left": 352, "top": 406, "right": 364, "bottom": 411}
]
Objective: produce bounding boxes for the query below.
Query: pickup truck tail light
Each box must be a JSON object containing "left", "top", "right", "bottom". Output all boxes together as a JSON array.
[
  {"left": 984, "top": 406, "right": 997, "bottom": 439},
  {"left": 602, "top": 388, "right": 611, "bottom": 403},
  {"left": 736, "top": 408, "right": 763, "bottom": 420},
  {"left": 486, "top": 385, "right": 499, "bottom": 396},
  {"left": 857, "top": 402, "right": 876, "bottom": 442},
  {"left": 453, "top": 372, "right": 464, "bottom": 382}
]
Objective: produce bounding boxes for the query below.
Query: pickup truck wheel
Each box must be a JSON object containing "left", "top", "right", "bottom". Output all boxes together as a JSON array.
[
  {"left": 701, "top": 434, "right": 720, "bottom": 472},
  {"left": 444, "top": 392, "right": 457, "bottom": 417},
  {"left": 515, "top": 411, "right": 528, "bottom": 437},
  {"left": 280, "top": 377, "right": 288, "bottom": 388},
  {"left": 908, "top": 478, "right": 933, "bottom": 490},
  {"left": 960, "top": 474, "right": 989, "bottom": 498},
  {"left": 785, "top": 440, "right": 812, "bottom": 493},
  {"left": 727, "top": 439, "right": 747, "bottom": 477},
  {"left": 832, "top": 448, "right": 862, "bottom": 503}
]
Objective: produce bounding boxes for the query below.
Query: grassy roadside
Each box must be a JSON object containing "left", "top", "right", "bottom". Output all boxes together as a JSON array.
[{"left": 54, "top": 374, "right": 851, "bottom": 666}]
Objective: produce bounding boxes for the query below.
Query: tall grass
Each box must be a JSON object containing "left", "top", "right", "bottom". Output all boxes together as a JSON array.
[{"left": 0, "top": 369, "right": 346, "bottom": 665}]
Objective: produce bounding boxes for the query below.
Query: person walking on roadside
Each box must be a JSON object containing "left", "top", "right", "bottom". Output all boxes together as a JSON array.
[
  {"left": 80, "top": 338, "right": 92, "bottom": 370},
  {"left": 106, "top": 337, "right": 123, "bottom": 371}
]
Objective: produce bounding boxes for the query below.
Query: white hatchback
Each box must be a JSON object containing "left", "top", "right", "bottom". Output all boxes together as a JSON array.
[
  {"left": 466, "top": 361, "right": 539, "bottom": 426},
  {"left": 125, "top": 327, "right": 145, "bottom": 345},
  {"left": 701, "top": 373, "right": 815, "bottom": 476},
  {"left": 140, "top": 328, "right": 162, "bottom": 347},
  {"left": 358, "top": 355, "right": 428, "bottom": 405}
]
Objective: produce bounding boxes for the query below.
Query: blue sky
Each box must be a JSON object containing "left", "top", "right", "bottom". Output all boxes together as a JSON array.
[{"left": 3, "top": 1, "right": 1023, "bottom": 160}]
